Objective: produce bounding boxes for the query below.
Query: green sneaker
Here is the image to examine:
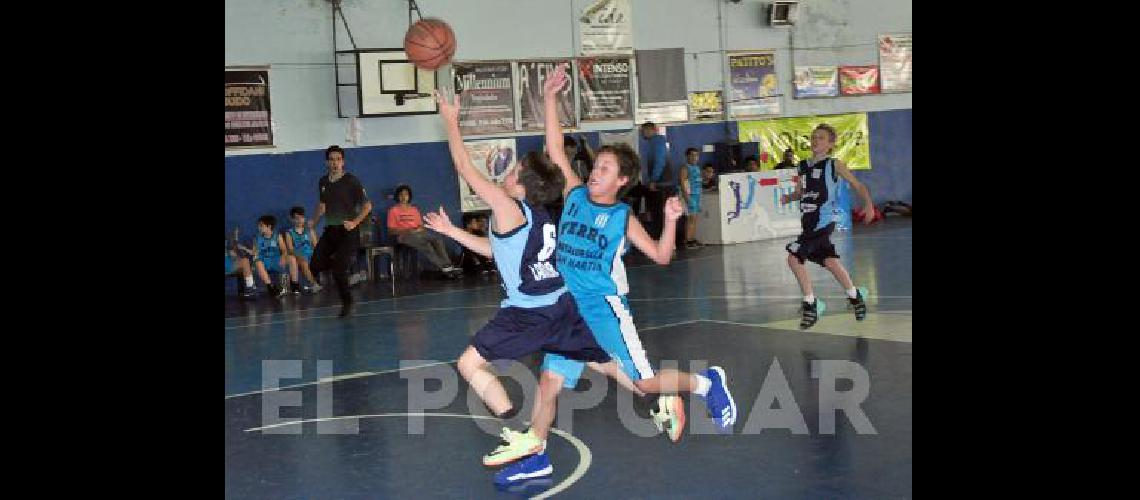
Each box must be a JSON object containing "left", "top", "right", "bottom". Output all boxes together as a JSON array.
[
  {"left": 650, "top": 395, "right": 686, "bottom": 443},
  {"left": 845, "top": 286, "right": 869, "bottom": 321},
  {"left": 483, "top": 428, "right": 544, "bottom": 467}
]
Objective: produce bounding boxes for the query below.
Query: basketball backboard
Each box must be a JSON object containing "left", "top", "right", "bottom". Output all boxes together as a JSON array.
[{"left": 351, "top": 48, "right": 438, "bottom": 117}]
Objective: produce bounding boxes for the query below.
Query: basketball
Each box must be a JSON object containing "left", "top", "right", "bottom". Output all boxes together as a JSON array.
[{"left": 404, "top": 18, "right": 456, "bottom": 71}]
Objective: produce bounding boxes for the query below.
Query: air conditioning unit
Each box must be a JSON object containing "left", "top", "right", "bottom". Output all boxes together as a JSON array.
[{"left": 769, "top": 1, "right": 799, "bottom": 26}]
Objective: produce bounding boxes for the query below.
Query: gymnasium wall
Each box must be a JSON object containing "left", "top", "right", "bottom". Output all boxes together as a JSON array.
[{"left": 225, "top": 0, "right": 912, "bottom": 237}]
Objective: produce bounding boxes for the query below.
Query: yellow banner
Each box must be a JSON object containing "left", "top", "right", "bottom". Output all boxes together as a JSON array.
[{"left": 738, "top": 113, "right": 871, "bottom": 170}]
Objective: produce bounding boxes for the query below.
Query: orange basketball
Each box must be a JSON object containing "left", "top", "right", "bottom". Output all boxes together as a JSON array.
[{"left": 403, "top": 18, "right": 456, "bottom": 71}]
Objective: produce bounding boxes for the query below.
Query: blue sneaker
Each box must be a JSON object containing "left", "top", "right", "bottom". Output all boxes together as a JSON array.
[
  {"left": 700, "top": 366, "right": 737, "bottom": 432},
  {"left": 493, "top": 452, "right": 553, "bottom": 487}
]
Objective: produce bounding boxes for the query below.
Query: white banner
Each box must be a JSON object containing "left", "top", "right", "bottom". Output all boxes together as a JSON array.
[
  {"left": 579, "top": 0, "right": 633, "bottom": 56},
  {"left": 878, "top": 33, "right": 912, "bottom": 93},
  {"left": 717, "top": 171, "right": 802, "bottom": 243},
  {"left": 458, "top": 138, "right": 517, "bottom": 213}
]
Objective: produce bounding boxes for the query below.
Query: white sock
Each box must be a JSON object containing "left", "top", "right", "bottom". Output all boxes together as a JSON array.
[
  {"left": 804, "top": 294, "right": 815, "bottom": 304},
  {"left": 244, "top": 276, "right": 254, "bottom": 288},
  {"left": 693, "top": 374, "right": 712, "bottom": 396},
  {"left": 846, "top": 287, "right": 858, "bottom": 299}
]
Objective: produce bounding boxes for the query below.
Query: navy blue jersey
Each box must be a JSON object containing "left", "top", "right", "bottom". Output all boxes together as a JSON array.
[
  {"left": 490, "top": 200, "right": 566, "bottom": 308},
  {"left": 797, "top": 157, "right": 841, "bottom": 236}
]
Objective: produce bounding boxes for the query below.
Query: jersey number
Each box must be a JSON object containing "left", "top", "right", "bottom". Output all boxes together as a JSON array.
[{"left": 536, "top": 223, "right": 557, "bottom": 262}]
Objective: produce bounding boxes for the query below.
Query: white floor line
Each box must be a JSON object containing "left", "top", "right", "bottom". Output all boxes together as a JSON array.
[
  {"left": 224, "top": 320, "right": 699, "bottom": 399},
  {"left": 241, "top": 412, "right": 590, "bottom": 500}
]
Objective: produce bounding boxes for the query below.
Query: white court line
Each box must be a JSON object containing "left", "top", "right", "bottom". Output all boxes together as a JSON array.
[
  {"left": 223, "top": 361, "right": 453, "bottom": 399},
  {"left": 241, "top": 412, "right": 590, "bottom": 500},
  {"left": 225, "top": 303, "right": 502, "bottom": 331},
  {"left": 224, "top": 319, "right": 700, "bottom": 399}
]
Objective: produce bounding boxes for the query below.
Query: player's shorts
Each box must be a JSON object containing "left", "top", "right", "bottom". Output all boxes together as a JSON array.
[
  {"left": 541, "top": 294, "right": 655, "bottom": 389},
  {"left": 258, "top": 256, "right": 286, "bottom": 274},
  {"left": 785, "top": 223, "right": 839, "bottom": 267},
  {"left": 472, "top": 292, "right": 611, "bottom": 364},
  {"left": 295, "top": 248, "right": 314, "bottom": 261},
  {"left": 687, "top": 193, "right": 701, "bottom": 215},
  {"left": 226, "top": 256, "right": 237, "bottom": 274}
]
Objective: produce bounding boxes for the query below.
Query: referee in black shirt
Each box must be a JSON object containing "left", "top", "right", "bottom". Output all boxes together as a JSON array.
[{"left": 309, "top": 145, "right": 372, "bottom": 317}]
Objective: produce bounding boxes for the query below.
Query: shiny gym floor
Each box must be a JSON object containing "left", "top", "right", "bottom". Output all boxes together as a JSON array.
[{"left": 224, "top": 218, "right": 912, "bottom": 499}]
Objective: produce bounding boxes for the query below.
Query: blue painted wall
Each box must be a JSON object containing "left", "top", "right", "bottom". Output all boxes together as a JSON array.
[{"left": 225, "top": 109, "right": 911, "bottom": 240}]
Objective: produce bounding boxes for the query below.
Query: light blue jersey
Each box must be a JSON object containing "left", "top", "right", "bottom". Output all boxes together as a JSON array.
[
  {"left": 556, "top": 186, "right": 631, "bottom": 297},
  {"left": 289, "top": 226, "right": 314, "bottom": 259},
  {"left": 255, "top": 232, "right": 281, "bottom": 262}
]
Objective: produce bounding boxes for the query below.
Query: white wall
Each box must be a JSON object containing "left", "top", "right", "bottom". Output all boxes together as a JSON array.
[{"left": 225, "top": 0, "right": 911, "bottom": 155}]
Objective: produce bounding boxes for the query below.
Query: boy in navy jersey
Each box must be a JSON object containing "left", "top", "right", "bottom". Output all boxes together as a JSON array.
[{"left": 780, "top": 124, "right": 875, "bottom": 329}]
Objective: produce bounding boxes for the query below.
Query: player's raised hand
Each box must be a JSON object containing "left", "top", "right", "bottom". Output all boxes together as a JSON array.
[
  {"left": 543, "top": 62, "right": 570, "bottom": 97},
  {"left": 422, "top": 205, "right": 455, "bottom": 235},
  {"left": 434, "top": 90, "right": 461, "bottom": 126}
]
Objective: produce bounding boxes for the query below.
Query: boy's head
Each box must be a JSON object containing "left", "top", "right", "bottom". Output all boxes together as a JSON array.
[
  {"left": 783, "top": 148, "right": 795, "bottom": 163},
  {"left": 685, "top": 147, "right": 700, "bottom": 165},
  {"left": 639, "top": 121, "right": 658, "bottom": 139},
  {"left": 590, "top": 143, "right": 640, "bottom": 199},
  {"left": 745, "top": 156, "right": 759, "bottom": 172},
  {"left": 325, "top": 145, "right": 345, "bottom": 177},
  {"left": 257, "top": 215, "right": 277, "bottom": 235},
  {"left": 394, "top": 185, "right": 412, "bottom": 204},
  {"left": 505, "top": 151, "right": 566, "bottom": 206},
  {"left": 811, "top": 124, "right": 838, "bottom": 156},
  {"left": 702, "top": 163, "right": 715, "bottom": 179},
  {"left": 289, "top": 206, "right": 306, "bottom": 226}
]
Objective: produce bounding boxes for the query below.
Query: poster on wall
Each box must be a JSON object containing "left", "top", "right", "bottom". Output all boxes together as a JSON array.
[
  {"left": 516, "top": 60, "right": 577, "bottom": 131},
  {"left": 452, "top": 61, "right": 516, "bottom": 135},
  {"left": 727, "top": 52, "right": 781, "bottom": 118},
  {"left": 793, "top": 66, "right": 839, "bottom": 98},
  {"left": 577, "top": 57, "right": 633, "bottom": 121},
  {"left": 225, "top": 68, "right": 273, "bottom": 148},
  {"left": 458, "top": 138, "right": 518, "bottom": 213},
  {"left": 878, "top": 33, "right": 912, "bottom": 92},
  {"left": 689, "top": 91, "right": 724, "bottom": 121},
  {"left": 737, "top": 113, "right": 871, "bottom": 170},
  {"left": 839, "top": 66, "right": 881, "bottom": 95},
  {"left": 579, "top": 0, "right": 633, "bottom": 56}
]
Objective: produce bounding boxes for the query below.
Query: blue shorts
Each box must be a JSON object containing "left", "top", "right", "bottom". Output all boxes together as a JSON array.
[
  {"left": 472, "top": 292, "right": 611, "bottom": 364},
  {"left": 295, "top": 249, "right": 313, "bottom": 262},
  {"left": 226, "top": 256, "right": 236, "bottom": 274},
  {"left": 541, "top": 294, "right": 655, "bottom": 389},
  {"left": 687, "top": 193, "right": 701, "bottom": 214},
  {"left": 258, "top": 256, "right": 286, "bottom": 274}
]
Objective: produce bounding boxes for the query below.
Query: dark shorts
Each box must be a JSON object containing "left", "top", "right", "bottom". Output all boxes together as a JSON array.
[
  {"left": 786, "top": 224, "right": 839, "bottom": 267},
  {"left": 472, "top": 292, "right": 611, "bottom": 364}
]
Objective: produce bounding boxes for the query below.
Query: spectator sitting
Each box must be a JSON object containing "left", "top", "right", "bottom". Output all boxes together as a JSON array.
[{"left": 386, "top": 184, "right": 462, "bottom": 278}]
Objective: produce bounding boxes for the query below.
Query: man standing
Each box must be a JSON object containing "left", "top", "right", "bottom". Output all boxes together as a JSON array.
[
  {"left": 309, "top": 145, "right": 372, "bottom": 317},
  {"left": 639, "top": 122, "right": 676, "bottom": 238}
]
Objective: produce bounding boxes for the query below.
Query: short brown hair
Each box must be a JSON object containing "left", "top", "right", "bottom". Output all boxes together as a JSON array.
[
  {"left": 814, "top": 123, "right": 838, "bottom": 143},
  {"left": 595, "top": 143, "right": 640, "bottom": 197},
  {"left": 517, "top": 151, "right": 566, "bottom": 206}
]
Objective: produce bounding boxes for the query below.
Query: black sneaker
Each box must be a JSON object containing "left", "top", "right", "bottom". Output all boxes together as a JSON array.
[
  {"left": 800, "top": 299, "right": 826, "bottom": 329},
  {"left": 339, "top": 301, "right": 354, "bottom": 318},
  {"left": 240, "top": 286, "right": 257, "bottom": 300},
  {"left": 290, "top": 282, "right": 301, "bottom": 295},
  {"left": 848, "top": 286, "right": 868, "bottom": 321}
]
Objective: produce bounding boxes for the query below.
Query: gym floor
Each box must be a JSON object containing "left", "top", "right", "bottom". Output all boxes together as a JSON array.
[{"left": 225, "top": 218, "right": 912, "bottom": 499}]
